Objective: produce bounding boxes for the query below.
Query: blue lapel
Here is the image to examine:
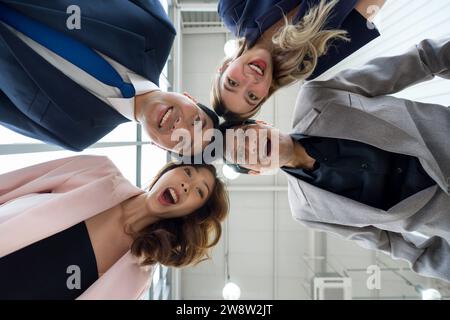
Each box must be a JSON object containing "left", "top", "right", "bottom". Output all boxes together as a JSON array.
[
  {"left": 1, "top": 0, "right": 159, "bottom": 82},
  {"left": 0, "top": 21, "right": 128, "bottom": 127}
]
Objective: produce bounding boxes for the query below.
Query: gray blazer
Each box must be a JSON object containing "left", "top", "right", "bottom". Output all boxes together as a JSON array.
[{"left": 288, "top": 38, "right": 450, "bottom": 282}]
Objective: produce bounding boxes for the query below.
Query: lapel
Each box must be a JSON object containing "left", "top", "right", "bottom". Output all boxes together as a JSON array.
[
  {"left": 2, "top": 0, "right": 151, "bottom": 78},
  {"left": 0, "top": 22, "right": 128, "bottom": 126},
  {"left": 0, "top": 173, "right": 142, "bottom": 258},
  {"left": 78, "top": 251, "right": 153, "bottom": 300},
  {"left": 0, "top": 173, "right": 149, "bottom": 299},
  {"left": 292, "top": 102, "right": 448, "bottom": 190},
  {"left": 129, "top": 0, "right": 174, "bottom": 33},
  {"left": 287, "top": 174, "right": 438, "bottom": 229},
  {"left": 0, "top": 154, "right": 150, "bottom": 299}
]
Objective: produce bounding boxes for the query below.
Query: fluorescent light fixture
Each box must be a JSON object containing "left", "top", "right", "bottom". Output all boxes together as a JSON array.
[
  {"left": 415, "top": 285, "right": 442, "bottom": 300},
  {"left": 421, "top": 288, "right": 442, "bottom": 300},
  {"left": 222, "top": 164, "right": 240, "bottom": 180},
  {"left": 224, "top": 39, "right": 238, "bottom": 57},
  {"left": 222, "top": 282, "right": 241, "bottom": 300}
]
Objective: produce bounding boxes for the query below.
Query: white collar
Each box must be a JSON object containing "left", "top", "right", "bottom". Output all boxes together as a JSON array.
[{"left": 107, "top": 73, "right": 160, "bottom": 121}]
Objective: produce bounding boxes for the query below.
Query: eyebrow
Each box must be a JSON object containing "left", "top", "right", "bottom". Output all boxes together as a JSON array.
[
  {"left": 223, "top": 82, "right": 257, "bottom": 109},
  {"left": 193, "top": 166, "right": 211, "bottom": 197},
  {"left": 244, "top": 95, "right": 258, "bottom": 108},
  {"left": 224, "top": 82, "right": 237, "bottom": 93},
  {"left": 203, "top": 180, "right": 211, "bottom": 197}
]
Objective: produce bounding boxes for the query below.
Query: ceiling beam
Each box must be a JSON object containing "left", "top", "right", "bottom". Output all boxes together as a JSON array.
[
  {"left": 227, "top": 186, "right": 288, "bottom": 192},
  {"left": 183, "top": 21, "right": 223, "bottom": 26},
  {"left": 179, "top": 3, "right": 217, "bottom": 12},
  {"left": 182, "top": 26, "right": 228, "bottom": 34}
]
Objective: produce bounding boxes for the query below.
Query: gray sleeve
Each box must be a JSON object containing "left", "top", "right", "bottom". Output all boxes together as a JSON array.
[
  {"left": 298, "top": 219, "right": 450, "bottom": 283},
  {"left": 309, "top": 38, "right": 450, "bottom": 97}
]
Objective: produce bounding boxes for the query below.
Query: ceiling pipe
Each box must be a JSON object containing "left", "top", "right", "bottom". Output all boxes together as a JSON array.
[
  {"left": 178, "top": 3, "right": 218, "bottom": 12},
  {"left": 227, "top": 186, "right": 288, "bottom": 192}
]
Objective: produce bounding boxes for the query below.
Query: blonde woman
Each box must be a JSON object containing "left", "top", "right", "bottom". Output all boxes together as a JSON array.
[
  {"left": 0, "top": 156, "right": 229, "bottom": 299},
  {"left": 211, "top": 0, "right": 386, "bottom": 120}
]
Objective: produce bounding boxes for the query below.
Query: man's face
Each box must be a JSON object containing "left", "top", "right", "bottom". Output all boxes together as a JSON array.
[
  {"left": 138, "top": 92, "right": 214, "bottom": 155},
  {"left": 223, "top": 122, "right": 292, "bottom": 174}
]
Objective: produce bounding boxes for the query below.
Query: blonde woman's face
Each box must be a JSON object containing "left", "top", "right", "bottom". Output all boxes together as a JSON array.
[
  {"left": 146, "top": 166, "right": 215, "bottom": 219},
  {"left": 220, "top": 47, "right": 273, "bottom": 115}
]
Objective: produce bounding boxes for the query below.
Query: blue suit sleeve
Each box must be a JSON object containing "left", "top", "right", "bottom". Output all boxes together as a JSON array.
[
  {"left": 309, "top": 9, "right": 380, "bottom": 79},
  {"left": 218, "top": 0, "right": 250, "bottom": 37},
  {"left": 296, "top": 0, "right": 380, "bottom": 79},
  {"left": 295, "top": 0, "right": 359, "bottom": 28},
  {"left": 0, "top": 91, "right": 82, "bottom": 151}
]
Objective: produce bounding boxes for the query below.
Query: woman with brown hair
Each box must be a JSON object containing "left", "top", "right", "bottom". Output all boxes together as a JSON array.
[
  {"left": 211, "top": 0, "right": 386, "bottom": 120},
  {"left": 0, "top": 155, "right": 229, "bottom": 299}
]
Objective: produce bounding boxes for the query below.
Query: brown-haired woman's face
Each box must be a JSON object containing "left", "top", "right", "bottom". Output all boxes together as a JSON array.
[
  {"left": 147, "top": 166, "right": 216, "bottom": 219},
  {"left": 220, "top": 48, "right": 273, "bottom": 115}
]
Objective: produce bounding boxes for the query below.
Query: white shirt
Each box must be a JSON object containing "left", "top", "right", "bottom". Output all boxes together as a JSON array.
[{"left": 5, "top": 23, "right": 160, "bottom": 121}]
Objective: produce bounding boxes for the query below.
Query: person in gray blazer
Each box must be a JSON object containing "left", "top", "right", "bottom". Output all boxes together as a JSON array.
[{"left": 219, "top": 38, "right": 450, "bottom": 283}]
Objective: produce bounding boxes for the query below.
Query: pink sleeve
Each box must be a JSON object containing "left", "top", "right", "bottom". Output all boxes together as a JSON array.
[{"left": 0, "top": 155, "right": 118, "bottom": 204}]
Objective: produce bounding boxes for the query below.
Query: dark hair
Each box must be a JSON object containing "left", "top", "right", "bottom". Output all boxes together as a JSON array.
[
  {"left": 218, "top": 119, "right": 257, "bottom": 133},
  {"left": 130, "top": 162, "right": 229, "bottom": 267},
  {"left": 197, "top": 103, "right": 220, "bottom": 129},
  {"left": 166, "top": 103, "right": 221, "bottom": 162}
]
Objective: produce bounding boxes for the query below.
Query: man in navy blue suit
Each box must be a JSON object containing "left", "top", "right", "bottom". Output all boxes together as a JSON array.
[{"left": 0, "top": 0, "right": 219, "bottom": 154}]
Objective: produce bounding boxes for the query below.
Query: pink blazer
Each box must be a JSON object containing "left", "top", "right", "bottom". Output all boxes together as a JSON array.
[{"left": 0, "top": 155, "right": 154, "bottom": 300}]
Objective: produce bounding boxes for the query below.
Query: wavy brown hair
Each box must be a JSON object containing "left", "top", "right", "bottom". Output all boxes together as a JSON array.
[
  {"left": 130, "top": 162, "right": 229, "bottom": 267},
  {"left": 211, "top": 0, "right": 349, "bottom": 120}
]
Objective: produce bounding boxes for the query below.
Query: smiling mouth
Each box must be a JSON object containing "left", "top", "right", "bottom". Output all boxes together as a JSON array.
[
  {"left": 159, "top": 187, "right": 179, "bottom": 206},
  {"left": 248, "top": 59, "right": 266, "bottom": 76},
  {"left": 159, "top": 107, "right": 174, "bottom": 128}
]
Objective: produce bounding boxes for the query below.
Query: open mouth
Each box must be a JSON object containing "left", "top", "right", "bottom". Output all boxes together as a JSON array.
[
  {"left": 158, "top": 187, "right": 179, "bottom": 206},
  {"left": 265, "top": 138, "right": 272, "bottom": 157},
  {"left": 248, "top": 59, "right": 266, "bottom": 76},
  {"left": 159, "top": 106, "right": 174, "bottom": 128}
]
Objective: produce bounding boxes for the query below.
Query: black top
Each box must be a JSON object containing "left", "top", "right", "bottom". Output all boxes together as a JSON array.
[
  {"left": 282, "top": 134, "right": 436, "bottom": 211},
  {"left": 218, "top": 0, "right": 381, "bottom": 79},
  {"left": 0, "top": 222, "right": 98, "bottom": 300}
]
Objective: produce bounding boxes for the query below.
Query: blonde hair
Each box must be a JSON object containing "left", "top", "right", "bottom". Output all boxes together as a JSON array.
[{"left": 211, "top": 0, "right": 349, "bottom": 120}]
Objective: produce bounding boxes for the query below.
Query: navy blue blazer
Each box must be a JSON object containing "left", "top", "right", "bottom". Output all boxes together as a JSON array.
[
  {"left": 0, "top": 0, "right": 176, "bottom": 151},
  {"left": 218, "top": 0, "right": 380, "bottom": 79}
]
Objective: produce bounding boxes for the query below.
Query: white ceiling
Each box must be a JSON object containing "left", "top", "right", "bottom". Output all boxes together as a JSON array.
[{"left": 176, "top": 0, "right": 224, "bottom": 31}]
